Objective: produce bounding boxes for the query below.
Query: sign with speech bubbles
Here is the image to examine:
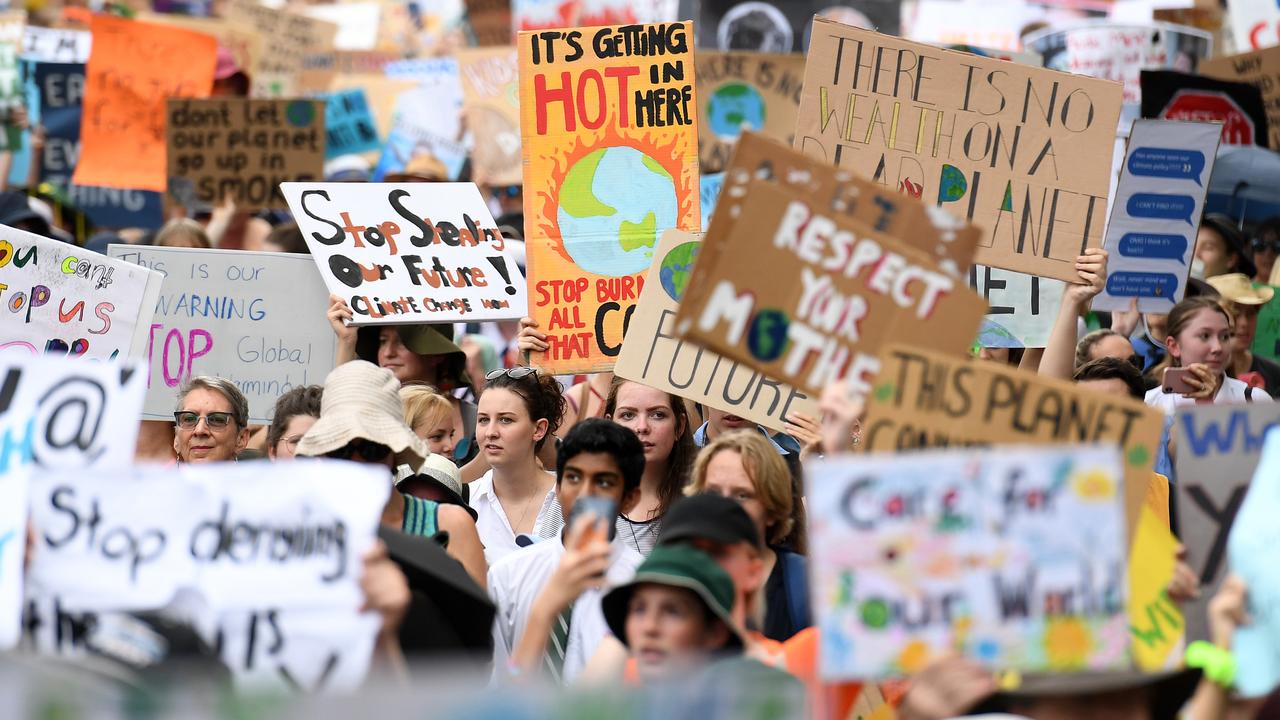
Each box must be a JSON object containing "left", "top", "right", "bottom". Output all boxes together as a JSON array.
[{"left": 1094, "top": 119, "right": 1220, "bottom": 313}]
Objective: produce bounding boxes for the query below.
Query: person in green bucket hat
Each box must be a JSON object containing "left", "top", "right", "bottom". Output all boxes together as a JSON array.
[{"left": 328, "top": 294, "right": 472, "bottom": 393}]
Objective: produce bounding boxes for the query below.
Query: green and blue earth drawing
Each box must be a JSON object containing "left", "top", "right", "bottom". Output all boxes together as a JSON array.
[
  {"left": 660, "top": 241, "right": 701, "bottom": 302},
  {"left": 706, "top": 82, "right": 766, "bottom": 139}
]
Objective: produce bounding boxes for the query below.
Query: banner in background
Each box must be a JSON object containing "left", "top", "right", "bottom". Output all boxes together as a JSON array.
[
  {"left": 107, "top": 245, "right": 336, "bottom": 423},
  {"left": 458, "top": 47, "right": 521, "bottom": 186},
  {"left": 694, "top": 51, "right": 804, "bottom": 173},
  {"left": 226, "top": 0, "right": 337, "bottom": 97},
  {"left": 378, "top": 58, "right": 468, "bottom": 181},
  {"left": 1141, "top": 70, "right": 1269, "bottom": 147},
  {"left": 0, "top": 11, "right": 24, "bottom": 152},
  {"left": 21, "top": 26, "right": 90, "bottom": 63},
  {"left": 1228, "top": 0, "right": 1280, "bottom": 52},
  {"left": 696, "top": 0, "right": 901, "bottom": 52},
  {"left": 465, "top": 0, "right": 513, "bottom": 46},
  {"left": 1201, "top": 46, "right": 1280, "bottom": 150},
  {"left": 323, "top": 88, "right": 381, "bottom": 158}
]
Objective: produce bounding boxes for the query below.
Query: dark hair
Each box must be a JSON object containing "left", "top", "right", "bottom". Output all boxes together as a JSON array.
[
  {"left": 604, "top": 378, "right": 696, "bottom": 518},
  {"left": 481, "top": 368, "right": 566, "bottom": 451},
  {"left": 1201, "top": 214, "right": 1254, "bottom": 277},
  {"left": 556, "top": 418, "right": 645, "bottom": 496},
  {"left": 1073, "top": 357, "right": 1145, "bottom": 400},
  {"left": 266, "top": 222, "right": 308, "bottom": 254},
  {"left": 1075, "top": 328, "right": 1125, "bottom": 368},
  {"left": 267, "top": 385, "right": 324, "bottom": 449}
]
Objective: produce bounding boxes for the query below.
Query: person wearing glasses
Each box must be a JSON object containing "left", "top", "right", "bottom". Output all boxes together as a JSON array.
[
  {"left": 470, "top": 366, "right": 567, "bottom": 565},
  {"left": 172, "top": 377, "right": 252, "bottom": 463},
  {"left": 1250, "top": 217, "right": 1280, "bottom": 285},
  {"left": 264, "top": 385, "right": 323, "bottom": 460}
]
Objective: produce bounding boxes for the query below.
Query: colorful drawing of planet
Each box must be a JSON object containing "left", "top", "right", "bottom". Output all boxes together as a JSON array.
[
  {"left": 706, "top": 81, "right": 766, "bottom": 139},
  {"left": 660, "top": 241, "right": 700, "bottom": 302}
]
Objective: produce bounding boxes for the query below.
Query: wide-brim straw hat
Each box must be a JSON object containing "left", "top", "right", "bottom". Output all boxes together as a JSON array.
[
  {"left": 1207, "top": 272, "right": 1275, "bottom": 305},
  {"left": 296, "top": 360, "right": 429, "bottom": 470}
]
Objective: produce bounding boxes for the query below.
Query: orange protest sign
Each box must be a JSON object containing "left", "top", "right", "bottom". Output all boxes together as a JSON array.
[
  {"left": 519, "top": 22, "right": 700, "bottom": 374},
  {"left": 72, "top": 16, "right": 216, "bottom": 192}
]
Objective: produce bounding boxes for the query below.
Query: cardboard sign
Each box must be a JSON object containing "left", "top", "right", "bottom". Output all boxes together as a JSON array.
[
  {"left": 72, "top": 16, "right": 217, "bottom": 192},
  {"left": 107, "top": 246, "right": 337, "bottom": 424},
  {"left": 519, "top": 21, "right": 700, "bottom": 374},
  {"left": 1141, "top": 70, "right": 1268, "bottom": 147},
  {"left": 281, "top": 182, "right": 528, "bottom": 327},
  {"left": 225, "top": 0, "right": 338, "bottom": 98},
  {"left": 700, "top": 171, "right": 723, "bottom": 229},
  {"left": 795, "top": 18, "right": 1123, "bottom": 283},
  {"left": 377, "top": 58, "right": 467, "bottom": 181},
  {"left": 809, "top": 445, "right": 1128, "bottom": 679},
  {"left": 1174, "top": 402, "right": 1280, "bottom": 642},
  {"left": 0, "top": 224, "right": 162, "bottom": 359},
  {"left": 0, "top": 12, "right": 23, "bottom": 152},
  {"left": 696, "top": 0, "right": 902, "bottom": 52},
  {"left": 1228, "top": 427, "right": 1280, "bottom": 697},
  {"left": 304, "top": 3, "right": 382, "bottom": 52},
  {"left": 1229, "top": 0, "right": 1280, "bottom": 52},
  {"left": 1095, "top": 120, "right": 1220, "bottom": 314},
  {"left": 1201, "top": 47, "right": 1280, "bottom": 150},
  {"left": 695, "top": 51, "right": 804, "bottom": 173},
  {"left": 862, "top": 344, "right": 1166, "bottom": 537},
  {"left": 970, "top": 266, "right": 1064, "bottom": 349},
  {"left": 458, "top": 47, "right": 522, "bottom": 186},
  {"left": 1128, "top": 503, "right": 1184, "bottom": 672},
  {"left": 615, "top": 230, "right": 817, "bottom": 428},
  {"left": 674, "top": 181, "right": 988, "bottom": 397},
  {"left": 21, "top": 26, "right": 90, "bottom": 63},
  {"left": 166, "top": 98, "right": 326, "bottom": 210},
  {"left": 323, "top": 88, "right": 381, "bottom": 158}
]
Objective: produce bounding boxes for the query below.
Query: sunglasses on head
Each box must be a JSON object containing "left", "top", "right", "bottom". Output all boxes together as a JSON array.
[
  {"left": 325, "top": 438, "right": 392, "bottom": 462},
  {"left": 174, "top": 411, "right": 234, "bottom": 430},
  {"left": 486, "top": 366, "right": 538, "bottom": 381}
]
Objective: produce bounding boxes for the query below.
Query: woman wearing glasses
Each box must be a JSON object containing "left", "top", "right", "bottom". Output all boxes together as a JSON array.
[
  {"left": 172, "top": 377, "right": 252, "bottom": 463},
  {"left": 265, "top": 385, "right": 323, "bottom": 460},
  {"left": 469, "top": 366, "right": 567, "bottom": 565}
]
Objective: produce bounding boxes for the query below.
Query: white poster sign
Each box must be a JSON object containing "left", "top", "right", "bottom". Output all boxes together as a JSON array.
[
  {"left": 20, "top": 27, "right": 91, "bottom": 63},
  {"left": 1230, "top": 0, "right": 1280, "bottom": 52},
  {"left": 970, "top": 266, "right": 1065, "bottom": 349}
]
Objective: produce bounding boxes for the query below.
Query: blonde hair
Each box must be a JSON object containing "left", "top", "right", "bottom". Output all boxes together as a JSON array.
[
  {"left": 399, "top": 385, "right": 453, "bottom": 436},
  {"left": 689, "top": 430, "right": 796, "bottom": 547},
  {"left": 156, "top": 218, "right": 212, "bottom": 249}
]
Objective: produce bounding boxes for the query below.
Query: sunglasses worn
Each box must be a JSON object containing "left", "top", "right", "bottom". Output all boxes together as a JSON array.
[
  {"left": 325, "top": 439, "right": 392, "bottom": 462},
  {"left": 174, "top": 411, "right": 234, "bottom": 430},
  {"left": 1254, "top": 239, "right": 1280, "bottom": 254},
  {"left": 487, "top": 366, "right": 538, "bottom": 381}
]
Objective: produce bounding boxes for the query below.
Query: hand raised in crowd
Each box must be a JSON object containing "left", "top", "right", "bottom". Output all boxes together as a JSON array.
[
  {"left": 516, "top": 316, "right": 549, "bottom": 361},
  {"left": 1208, "top": 574, "right": 1250, "bottom": 648},
  {"left": 1111, "top": 297, "right": 1141, "bottom": 338},
  {"left": 536, "top": 515, "right": 611, "bottom": 613},
  {"left": 898, "top": 654, "right": 997, "bottom": 720},
  {"left": 328, "top": 293, "right": 358, "bottom": 350},
  {"left": 360, "top": 541, "right": 411, "bottom": 637},
  {"left": 1167, "top": 544, "right": 1201, "bottom": 604},
  {"left": 1064, "top": 247, "right": 1109, "bottom": 307},
  {"left": 783, "top": 411, "right": 823, "bottom": 461},
  {"left": 1180, "top": 363, "right": 1220, "bottom": 401},
  {"left": 818, "top": 380, "right": 864, "bottom": 456}
]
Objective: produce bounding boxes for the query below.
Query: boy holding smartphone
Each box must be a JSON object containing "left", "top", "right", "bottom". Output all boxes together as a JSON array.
[{"left": 489, "top": 418, "right": 646, "bottom": 682}]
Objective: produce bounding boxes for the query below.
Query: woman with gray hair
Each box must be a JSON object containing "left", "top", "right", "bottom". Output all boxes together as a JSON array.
[{"left": 172, "top": 376, "right": 251, "bottom": 463}]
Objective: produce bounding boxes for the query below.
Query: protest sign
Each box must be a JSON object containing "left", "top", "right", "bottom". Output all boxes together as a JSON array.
[
  {"left": 0, "top": 11, "right": 23, "bottom": 152},
  {"left": 304, "top": 3, "right": 382, "bottom": 51},
  {"left": 1201, "top": 47, "right": 1280, "bottom": 149},
  {"left": 212, "top": 608, "right": 381, "bottom": 693},
  {"left": 323, "top": 88, "right": 380, "bottom": 158},
  {"left": 281, "top": 182, "right": 528, "bottom": 327},
  {"left": 466, "top": 0, "right": 513, "bottom": 46},
  {"left": 615, "top": 229, "right": 817, "bottom": 428},
  {"left": 330, "top": 75, "right": 417, "bottom": 142},
  {"left": 166, "top": 98, "right": 325, "bottom": 210},
  {"left": 519, "top": 21, "right": 700, "bottom": 373},
  {"left": 458, "top": 47, "right": 521, "bottom": 186},
  {"left": 809, "top": 445, "right": 1128, "bottom": 679},
  {"left": 1174, "top": 402, "right": 1280, "bottom": 642},
  {"left": 695, "top": 51, "right": 804, "bottom": 174},
  {"left": 378, "top": 58, "right": 468, "bottom": 181},
  {"left": 133, "top": 13, "right": 264, "bottom": 89},
  {"left": 1253, "top": 287, "right": 1280, "bottom": 360},
  {"left": 1095, "top": 120, "right": 1219, "bottom": 313},
  {"left": 0, "top": 224, "right": 162, "bottom": 360},
  {"left": 862, "top": 344, "right": 1165, "bottom": 536},
  {"left": 1140, "top": 70, "right": 1267, "bottom": 147},
  {"left": 225, "top": 0, "right": 338, "bottom": 98},
  {"left": 796, "top": 18, "right": 1123, "bottom": 283},
  {"left": 696, "top": 0, "right": 901, "bottom": 52},
  {"left": 1228, "top": 427, "right": 1280, "bottom": 697},
  {"left": 21, "top": 26, "right": 89, "bottom": 63},
  {"left": 700, "top": 172, "right": 722, "bottom": 229},
  {"left": 513, "top": 0, "right": 677, "bottom": 32},
  {"left": 1229, "top": 0, "right": 1280, "bottom": 52},
  {"left": 72, "top": 16, "right": 217, "bottom": 192},
  {"left": 0, "top": 464, "right": 23, "bottom": 648},
  {"left": 107, "top": 245, "right": 336, "bottom": 424},
  {"left": 1128, "top": 503, "right": 1184, "bottom": 672},
  {"left": 970, "top": 266, "right": 1064, "bottom": 349},
  {"left": 674, "top": 181, "right": 988, "bottom": 397}
]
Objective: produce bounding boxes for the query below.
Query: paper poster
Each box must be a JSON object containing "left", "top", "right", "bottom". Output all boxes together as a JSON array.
[
  {"left": 615, "top": 230, "right": 818, "bottom": 428},
  {"left": 377, "top": 58, "right": 468, "bottom": 181},
  {"left": 72, "top": 16, "right": 217, "bottom": 192},
  {"left": 0, "top": 464, "right": 24, "bottom": 649},
  {"left": 970, "top": 266, "right": 1064, "bottom": 349},
  {"left": 809, "top": 445, "right": 1128, "bottom": 679},
  {"left": 696, "top": 0, "right": 901, "bottom": 52},
  {"left": 905, "top": 0, "right": 1108, "bottom": 52},
  {"left": 330, "top": 75, "right": 417, "bottom": 143},
  {"left": 211, "top": 608, "right": 381, "bottom": 693},
  {"left": 1094, "top": 120, "right": 1220, "bottom": 313},
  {"left": 0, "top": 224, "right": 162, "bottom": 360},
  {"left": 323, "top": 88, "right": 381, "bottom": 158},
  {"left": 1174, "top": 402, "right": 1280, "bottom": 643},
  {"left": 1201, "top": 47, "right": 1280, "bottom": 149},
  {"left": 673, "top": 180, "right": 988, "bottom": 397},
  {"left": 1228, "top": 427, "right": 1280, "bottom": 697},
  {"left": 1229, "top": 0, "right": 1280, "bottom": 52},
  {"left": 27, "top": 459, "right": 389, "bottom": 613},
  {"left": 513, "top": 0, "right": 580, "bottom": 33},
  {"left": 862, "top": 344, "right": 1166, "bottom": 538},
  {"left": 458, "top": 47, "right": 521, "bottom": 186},
  {"left": 21, "top": 26, "right": 90, "bottom": 63},
  {"left": 226, "top": 0, "right": 338, "bottom": 98},
  {"left": 107, "top": 245, "right": 337, "bottom": 424},
  {"left": 1141, "top": 70, "right": 1269, "bottom": 147},
  {"left": 795, "top": 19, "right": 1123, "bottom": 283},
  {"left": 132, "top": 13, "right": 264, "bottom": 92},
  {"left": 519, "top": 21, "right": 700, "bottom": 374},
  {"left": 0, "top": 11, "right": 23, "bottom": 153},
  {"left": 304, "top": 3, "right": 382, "bottom": 51},
  {"left": 700, "top": 171, "right": 723, "bottom": 229},
  {"left": 1128, "top": 504, "right": 1184, "bottom": 672},
  {"left": 281, "top": 182, "right": 528, "bottom": 327},
  {"left": 166, "top": 98, "right": 326, "bottom": 210},
  {"left": 695, "top": 51, "right": 804, "bottom": 173},
  {"left": 513, "top": 0, "right": 677, "bottom": 33},
  {"left": 466, "top": 0, "right": 513, "bottom": 46}
]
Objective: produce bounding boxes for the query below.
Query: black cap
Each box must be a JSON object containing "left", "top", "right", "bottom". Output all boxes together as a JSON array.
[{"left": 659, "top": 493, "right": 762, "bottom": 549}]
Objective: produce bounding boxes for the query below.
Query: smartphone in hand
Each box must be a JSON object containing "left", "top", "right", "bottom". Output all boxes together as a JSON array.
[
  {"left": 1162, "top": 367, "right": 1196, "bottom": 395},
  {"left": 568, "top": 496, "right": 617, "bottom": 549}
]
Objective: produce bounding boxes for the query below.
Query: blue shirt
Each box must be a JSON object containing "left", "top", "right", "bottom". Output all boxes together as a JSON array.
[{"left": 693, "top": 421, "right": 797, "bottom": 456}]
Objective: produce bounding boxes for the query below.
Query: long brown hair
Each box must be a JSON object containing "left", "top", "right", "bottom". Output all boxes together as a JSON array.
[
  {"left": 1151, "top": 296, "right": 1233, "bottom": 380},
  {"left": 604, "top": 377, "right": 696, "bottom": 518}
]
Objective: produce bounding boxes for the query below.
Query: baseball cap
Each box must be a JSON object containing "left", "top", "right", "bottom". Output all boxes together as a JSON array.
[{"left": 659, "top": 494, "right": 762, "bottom": 549}]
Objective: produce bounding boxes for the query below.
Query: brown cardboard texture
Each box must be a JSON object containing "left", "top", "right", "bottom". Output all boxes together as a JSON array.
[
  {"left": 1200, "top": 48, "right": 1280, "bottom": 150},
  {"left": 696, "top": 51, "right": 806, "bottom": 173}
]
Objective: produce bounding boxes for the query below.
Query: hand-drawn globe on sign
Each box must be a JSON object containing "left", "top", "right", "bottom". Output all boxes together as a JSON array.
[
  {"left": 707, "top": 82, "right": 766, "bottom": 140},
  {"left": 660, "top": 241, "right": 701, "bottom": 302},
  {"left": 556, "top": 146, "right": 677, "bottom": 277}
]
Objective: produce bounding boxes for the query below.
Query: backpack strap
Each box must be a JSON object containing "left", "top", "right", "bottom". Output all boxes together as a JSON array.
[
  {"left": 1247, "top": 385, "right": 1255, "bottom": 403},
  {"left": 782, "top": 552, "right": 811, "bottom": 632}
]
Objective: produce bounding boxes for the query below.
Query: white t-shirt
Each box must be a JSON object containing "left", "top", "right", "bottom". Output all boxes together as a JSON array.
[
  {"left": 487, "top": 535, "right": 643, "bottom": 683},
  {"left": 469, "top": 469, "right": 563, "bottom": 566},
  {"left": 1144, "top": 375, "right": 1273, "bottom": 414}
]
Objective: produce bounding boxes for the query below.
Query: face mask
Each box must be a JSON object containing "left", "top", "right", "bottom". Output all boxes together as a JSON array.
[{"left": 1189, "top": 258, "right": 1207, "bottom": 281}]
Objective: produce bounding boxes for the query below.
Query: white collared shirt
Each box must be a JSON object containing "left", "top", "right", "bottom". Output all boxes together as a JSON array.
[
  {"left": 1145, "top": 375, "right": 1273, "bottom": 414},
  {"left": 487, "top": 535, "right": 643, "bottom": 684},
  {"left": 468, "top": 469, "right": 563, "bottom": 566}
]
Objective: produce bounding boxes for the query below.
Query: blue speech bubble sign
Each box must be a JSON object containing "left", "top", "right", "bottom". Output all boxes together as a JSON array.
[
  {"left": 1105, "top": 271, "right": 1181, "bottom": 299},
  {"left": 1116, "top": 232, "right": 1189, "bottom": 263},
  {"left": 1127, "top": 193, "right": 1197, "bottom": 225},
  {"left": 1127, "top": 147, "right": 1207, "bottom": 186}
]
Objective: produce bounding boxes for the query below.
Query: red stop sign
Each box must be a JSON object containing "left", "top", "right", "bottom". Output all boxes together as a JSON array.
[{"left": 1160, "top": 90, "right": 1257, "bottom": 146}]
